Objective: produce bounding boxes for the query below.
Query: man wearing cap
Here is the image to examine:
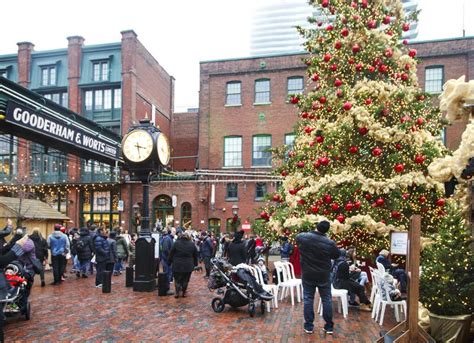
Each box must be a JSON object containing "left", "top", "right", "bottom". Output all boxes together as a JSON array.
[{"left": 296, "top": 220, "right": 340, "bottom": 335}]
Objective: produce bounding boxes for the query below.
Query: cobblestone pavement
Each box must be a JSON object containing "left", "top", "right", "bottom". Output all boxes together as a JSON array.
[{"left": 5, "top": 266, "right": 396, "bottom": 342}]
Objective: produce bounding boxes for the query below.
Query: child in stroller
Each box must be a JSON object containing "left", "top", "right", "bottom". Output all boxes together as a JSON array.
[
  {"left": 208, "top": 258, "right": 272, "bottom": 317},
  {"left": 1, "top": 262, "right": 31, "bottom": 319}
]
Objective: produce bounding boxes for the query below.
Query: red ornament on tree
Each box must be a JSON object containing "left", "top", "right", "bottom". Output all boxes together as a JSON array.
[
  {"left": 358, "top": 127, "right": 368, "bottom": 135},
  {"left": 316, "top": 135, "right": 324, "bottom": 143},
  {"left": 368, "top": 66, "right": 376, "bottom": 73},
  {"left": 281, "top": 170, "right": 288, "bottom": 177},
  {"left": 323, "top": 194, "right": 332, "bottom": 204},
  {"left": 402, "top": 39, "right": 408, "bottom": 45},
  {"left": 345, "top": 202, "right": 354, "bottom": 211},
  {"left": 401, "top": 73, "right": 409, "bottom": 81},
  {"left": 365, "top": 98, "right": 372, "bottom": 105},
  {"left": 336, "top": 214, "right": 345, "bottom": 223},
  {"left": 400, "top": 116, "right": 411, "bottom": 123},
  {"left": 326, "top": 24, "right": 334, "bottom": 31},
  {"left": 394, "top": 163, "right": 405, "bottom": 173},
  {"left": 301, "top": 112, "right": 309, "bottom": 119},
  {"left": 341, "top": 27, "right": 349, "bottom": 37},
  {"left": 365, "top": 193, "right": 372, "bottom": 201},
  {"left": 319, "top": 96, "right": 327, "bottom": 104},
  {"left": 435, "top": 198, "right": 446, "bottom": 207},
  {"left": 297, "top": 161, "right": 305, "bottom": 168},
  {"left": 331, "top": 202, "right": 340, "bottom": 211},
  {"left": 260, "top": 211, "right": 269, "bottom": 220},
  {"left": 313, "top": 160, "right": 321, "bottom": 168},
  {"left": 336, "top": 89, "right": 343, "bottom": 98},
  {"left": 414, "top": 155, "right": 425, "bottom": 164},
  {"left": 419, "top": 196, "right": 426, "bottom": 203},
  {"left": 375, "top": 197, "right": 385, "bottom": 206},
  {"left": 334, "top": 79, "right": 342, "bottom": 87},
  {"left": 367, "top": 20, "right": 377, "bottom": 29},
  {"left": 343, "top": 102, "right": 352, "bottom": 111},
  {"left": 330, "top": 64, "right": 338, "bottom": 71},
  {"left": 416, "top": 118, "right": 424, "bottom": 125},
  {"left": 323, "top": 53, "right": 332, "bottom": 62},
  {"left": 321, "top": 0, "right": 329, "bottom": 7},
  {"left": 372, "top": 147, "right": 383, "bottom": 156},
  {"left": 382, "top": 15, "right": 391, "bottom": 25},
  {"left": 290, "top": 96, "right": 300, "bottom": 104},
  {"left": 273, "top": 194, "right": 282, "bottom": 202},
  {"left": 391, "top": 211, "right": 401, "bottom": 219},
  {"left": 402, "top": 193, "right": 409, "bottom": 200},
  {"left": 378, "top": 64, "right": 388, "bottom": 73},
  {"left": 349, "top": 146, "right": 358, "bottom": 154},
  {"left": 408, "top": 49, "right": 417, "bottom": 58},
  {"left": 298, "top": 199, "right": 306, "bottom": 206},
  {"left": 352, "top": 44, "right": 360, "bottom": 54},
  {"left": 289, "top": 189, "right": 298, "bottom": 195},
  {"left": 311, "top": 205, "right": 319, "bottom": 214},
  {"left": 355, "top": 63, "right": 363, "bottom": 72},
  {"left": 334, "top": 41, "right": 342, "bottom": 49},
  {"left": 320, "top": 156, "right": 330, "bottom": 166},
  {"left": 402, "top": 23, "right": 410, "bottom": 31},
  {"left": 354, "top": 200, "right": 361, "bottom": 209},
  {"left": 384, "top": 48, "right": 393, "bottom": 58},
  {"left": 311, "top": 73, "right": 320, "bottom": 81}
]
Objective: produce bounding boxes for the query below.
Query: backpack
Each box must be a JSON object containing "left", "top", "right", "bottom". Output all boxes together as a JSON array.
[{"left": 76, "top": 239, "right": 85, "bottom": 251}]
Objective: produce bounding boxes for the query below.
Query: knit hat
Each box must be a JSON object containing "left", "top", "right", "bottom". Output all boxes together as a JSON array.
[
  {"left": 54, "top": 224, "right": 62, "bottom": 231},
  {"left": 316, "top": 220, "right": 330, "bottom": 233}
]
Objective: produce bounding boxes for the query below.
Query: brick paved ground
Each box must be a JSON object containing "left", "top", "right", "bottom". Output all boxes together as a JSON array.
[{"left": 5, "top": 265, "right": 397, "bottom": 342}]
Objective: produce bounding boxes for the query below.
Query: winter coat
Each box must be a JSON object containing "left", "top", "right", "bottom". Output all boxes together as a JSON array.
[
  {"left": 168, "top": 237, "right": 198, "bottom": 273},
  {"left": 94, "top": 235, "right": 110, "bottom": 263},
  {"left": 107, "top": 238, "right": 117, "bottom": 264},
  {"left": 116, "top": 236, "right": 129, "bottom": 259},
  {"left": 77, "top": 229, "right": 94, "bottom": 262},
  {"left": 47, "top": 231, "right": 68, "bottom": 257},
  {"left": 159, "top": 234, "right": 173, "bottom": 261},
  {"left": 29, "top": 233, "right": 48, "bottom": 262},
  {"left": 0, "top": 225, "right": 12, "bottom": 248},
  {"left": 200, "top": 236, "right": 213, "bottom": 258},
  {"left": 227, "top": 239, "right": 247, "bottom": 266},
  {"left": 296, "top": 231, "right": 340, "bottom": 282},
  {"left": 280, "top": 242, "right": 293, "bottom": 259}
]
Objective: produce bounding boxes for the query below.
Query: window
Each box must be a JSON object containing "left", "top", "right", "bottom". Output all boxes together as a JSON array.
[
  {"left": 0, "top": 70, "right": 7, "bottom": 78},
  {"left": 226, "top": 183, "right": 238, "bottom": 200},
  {"left": 41, "top": 65, "right": 56, "bottom": 86},
  {"left": 81, "top": 159, "right": 114, "bottom": 183},
  {"left": 285, "top": 133, "right": 296, "bottom": 147},
  {"left": 43, "top": 91, "right": 68, "bottom": 107},
  {"left": 287, "top": 76, "right": 304, "bottom": 95},
  {"left": 252, "top": 135, "right": 272, "bottom": 167},
  {"left": 255, "top": 79, "right": 270, "bottom": 103},
  {"left": 255, "top": 182, "right": 267, "bottom": 200},
  {"left": 180, "top": 202, "right": 192, "bottom": 228},
  {"left": 92, "top": 61, "right": 109, "bottom": 82},
  {"left": 226, "top": 81, "right": 241, "bottom": 105},
  {"left": 30, "top": 143, "right": 67, "bottom": 183},
  {"left": 114, "top": 88, "right": 121, "bottom": 109},
  {"left": 84, "top": 88, "right": 121, "bottom": 113},
  {"left": 425, "top": 66, "right": 443, "bottom": 94},
  {"left": 224, "top": 136, "right": 242, "bottom": 167},
  {"left": 0, "top": 135, "right": 17, "bottom": 179}
]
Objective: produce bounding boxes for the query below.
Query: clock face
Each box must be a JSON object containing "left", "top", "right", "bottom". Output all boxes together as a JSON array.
[
  {"left": 157, "top": 133, "right": 170, "bottom": 165},
  {"left": 122, "top": 130, "right": 154, "bottom": 163}
]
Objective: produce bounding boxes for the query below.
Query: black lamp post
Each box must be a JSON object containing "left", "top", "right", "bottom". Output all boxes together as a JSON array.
[{"left": 121, "top": 118, "right": 170, "bottom": 292}]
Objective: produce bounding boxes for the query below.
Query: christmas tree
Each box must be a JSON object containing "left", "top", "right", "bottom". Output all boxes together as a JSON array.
[
  {"left": 258, "top": 0, "right": 449, "bottom": 257},
  {"left": 419, "top": 202, "right": 473, "bottom": 316}
]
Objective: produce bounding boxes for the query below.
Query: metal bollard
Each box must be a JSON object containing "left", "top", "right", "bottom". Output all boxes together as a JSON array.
[
  {"left": 157, "top": 272, "right": 169, "bottom": 296},
  {"left": 102, "top": 270, "right": 112, "bottom": 293},
  {"left": 125, "top": 266, "right": 134, "bottom": 287}
]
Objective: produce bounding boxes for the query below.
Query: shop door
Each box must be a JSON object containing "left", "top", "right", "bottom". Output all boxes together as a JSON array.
[
  {"left": 152, "top": 195, "right": 174, "bottom": 229},
  {"left": 208, "top": 218, "right": 221, "bottom": 235}
]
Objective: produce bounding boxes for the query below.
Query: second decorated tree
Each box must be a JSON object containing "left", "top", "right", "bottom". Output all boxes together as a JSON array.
[{"left": 260, "top": 0, "right": 449, "bottom": 257}]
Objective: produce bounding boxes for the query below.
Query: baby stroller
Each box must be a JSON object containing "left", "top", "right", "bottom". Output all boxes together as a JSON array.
[
  {"left": 1, "top": 261, "right": 31, "bottom": 320},
  {"left": 208, "top": 258, "right": 272, "bottom": 317}
]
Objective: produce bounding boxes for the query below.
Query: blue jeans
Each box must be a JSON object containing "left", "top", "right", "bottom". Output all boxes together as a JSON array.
[
  {"left": 79, "top": 259, "right": 90, "bottom": 275},
  {"left": 73, "top": 255, "right": 80, "bottom": 271},
  {"left": 114, "top": 258, "right": 124, "bottom": 273},
  {"left": 302, "top": 278, "right": 333, "bottom": 331},
  {"left": 161, "top": 258, "right": 173, "bottom": 283}
]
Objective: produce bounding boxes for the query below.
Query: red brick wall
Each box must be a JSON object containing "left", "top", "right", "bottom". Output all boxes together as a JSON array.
[{"left": 170, "top": 112, "right": 199, "bottom": 171}]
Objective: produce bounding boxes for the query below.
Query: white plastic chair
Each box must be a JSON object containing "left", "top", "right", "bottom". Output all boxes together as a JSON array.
[
  {"left": 317, "top": 286, "right": 349, "bottom": 318},
  {"left": 281, "top": 261, "right": 303, "bottom": 294},
  {"left": 376, "top": 261, "right": 386, "bottom": 274},
  {"left": 274, "top": 261, "right": 301, "bottom": 306},
  {"left": 372, "top": 272, "right": 406, "bottom": 325},
  {"left": 251, "top": 265, "right": 279, "bottom": 311},
  {"left": 369, "top": 266, "right": 379, "bottom": 303}
]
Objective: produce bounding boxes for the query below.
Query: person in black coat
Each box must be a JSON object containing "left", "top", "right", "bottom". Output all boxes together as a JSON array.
[
  {"left": 29, "top": 229, "right": 48, "bottom": 287},
  {"left": 0, "top": 220, "right": 29, "bottom": 342},
  {"left": 77, "top": 228, "right": 94, "bottom": 278},
  {"left": 226, "top": 230, "right": 247, "bottom": 266},
  {"left": 168, "top": 231, "right": 198, "bottom": 298}
]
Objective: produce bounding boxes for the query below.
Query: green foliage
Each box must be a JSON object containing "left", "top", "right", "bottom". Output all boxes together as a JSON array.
[{"left": 420, "top": 203, "right": 474, "bottom": 316}]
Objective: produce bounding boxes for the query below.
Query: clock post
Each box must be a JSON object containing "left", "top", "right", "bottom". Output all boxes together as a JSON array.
[{"left": 121, "top": 118, "right": 170, "bottom": 292}]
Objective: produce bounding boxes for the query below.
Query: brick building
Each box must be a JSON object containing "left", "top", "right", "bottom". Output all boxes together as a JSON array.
[
  {"left": 0, "top": 35, "right": 473, "bottom": 234},
  {"left": 161, "top": 36, "right": 474, "bottom": 234},
  {"left": 0, "top": 30, "right": 174, "bottom": 231}
]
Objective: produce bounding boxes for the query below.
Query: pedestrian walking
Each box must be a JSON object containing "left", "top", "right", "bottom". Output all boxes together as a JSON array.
[
  {"left": 106, "top": 231, "right": 117, "bottom": 272},
  {"left": 29, "top": 229, "right": 48, "bottom": 287},
  {"left": 168, "top": 231, "right": 198, "bottom": 298},
  {"left": 296, "top": 221, "right": 340, "bottom": 335},
  {"left": 47, "top": 224, "right": 68, "bottom": 285},
  {"left": 76, "top": 227, "right": 94, "bottom": 278},
  {"left": 114, "top": 231, "right": 128, "bottom": 275},
  {"left": 93, "top": 228, "right": 110, "bottom": 288}
]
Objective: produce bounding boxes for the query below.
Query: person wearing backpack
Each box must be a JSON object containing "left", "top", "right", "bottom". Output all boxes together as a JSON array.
[
  {"left": 280, "top": 236, "right": 293, "bottom": 262},
  {"left": 47, "top": 224, "right": 68, "bottom": 285},
  {"left": 76, "top": 227, "right": 94, "bottom": 278},
  {"left": 93, "top": 228, "right": 110, "bottom": 288}
]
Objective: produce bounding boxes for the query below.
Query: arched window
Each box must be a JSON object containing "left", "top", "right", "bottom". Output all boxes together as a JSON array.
[{"left": 180, "top": 202, "right": 192, "bottom": 228}]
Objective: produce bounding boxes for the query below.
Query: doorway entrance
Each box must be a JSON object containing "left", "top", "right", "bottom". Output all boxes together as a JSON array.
[{"left": 152, "top": 195, "right": 174, "bottom": 229}]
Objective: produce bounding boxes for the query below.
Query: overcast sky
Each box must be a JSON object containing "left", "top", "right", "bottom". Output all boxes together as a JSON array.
[{"left": 0, "top": 0, "right": 472, "bottom": 112}]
